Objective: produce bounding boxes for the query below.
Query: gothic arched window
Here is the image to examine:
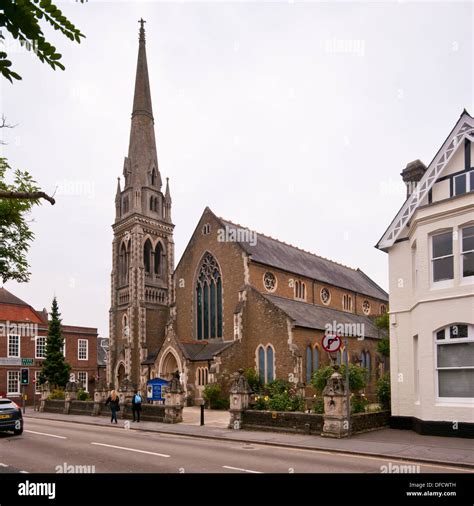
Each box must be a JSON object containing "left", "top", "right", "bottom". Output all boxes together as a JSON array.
[
  {"left": 144, "top": 239, "right": 152, "bottom": 273},
  {"left": 258, "top": 346, "right": 265, "bottom": 383},
  {"left": 195, "top": 252, "right": 223, "bottom": 340},
  {"left": 256, "top": 344, "right": 275, "bottom": 384},
  {"left": 119, "top": 241, "right": 130, "bottom": 285},
  {"left": 154, "top": 242, "right": 163, "bottom": 276},
  {"left": 150, "top": 168, "right": 157, "bottom": 186},
  {"left": 306, "top": 345, "right": 312, "bottom": 383}
]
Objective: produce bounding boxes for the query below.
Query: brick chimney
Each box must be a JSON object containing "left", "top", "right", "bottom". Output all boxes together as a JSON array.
[{"left": 401, "top": 159, "right": 427, "bottom": 198}]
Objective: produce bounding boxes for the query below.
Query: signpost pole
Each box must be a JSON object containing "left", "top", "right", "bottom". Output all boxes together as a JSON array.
[
  {"left": 22, "top": 384, "right": 26, "bottom": 414},
  {"left": 344, "top": 337, "right": 350, "bottom": 435}
]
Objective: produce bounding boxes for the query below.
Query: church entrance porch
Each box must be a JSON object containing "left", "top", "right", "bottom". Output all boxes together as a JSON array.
[{"left": 159, "top": 349, "right": 182, "bottom": 381}]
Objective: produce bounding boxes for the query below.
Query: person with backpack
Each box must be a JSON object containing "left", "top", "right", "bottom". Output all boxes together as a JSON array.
[
  {"left": 132, "top": 390, "right": 142, "bottom": 422},
  {"left": 105, "top": 390, "right": 120, "bottom": 424}
]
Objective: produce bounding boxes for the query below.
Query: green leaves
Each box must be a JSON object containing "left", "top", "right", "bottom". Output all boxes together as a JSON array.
[
  {"left": 0, "top": 158, "right": 41, "bottom": 283},
  {"left": 1, "top": 0, "right": 86, "bottom": 83}
]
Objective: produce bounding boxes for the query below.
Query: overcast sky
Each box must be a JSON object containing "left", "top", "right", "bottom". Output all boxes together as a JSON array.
[{"left": 1, "top": 1, "right": 473, "bottom": 336}]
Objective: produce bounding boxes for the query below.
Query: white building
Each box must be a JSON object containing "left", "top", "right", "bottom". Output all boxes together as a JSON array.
[{"left": 377, "top": 110, "right": 474, "bottom": 437}]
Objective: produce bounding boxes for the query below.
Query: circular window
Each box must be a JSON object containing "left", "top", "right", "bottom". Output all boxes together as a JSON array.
[
  {"left": 320, "top": 287, "right": 331, "bottom": 305},
  {"left": 362, "top": 300, "right": 371, "bottom": 315},
  {"left": 263, "top": 272, "right": 277, "bottom": 292}
]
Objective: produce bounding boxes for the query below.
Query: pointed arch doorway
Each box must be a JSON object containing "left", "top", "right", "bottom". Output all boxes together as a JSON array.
[
  {"left": 117, "top": 363, "right": 126, "bottom": 387},
  {"left": 159, "top": 348, "right": 182, "bottom": 381}
]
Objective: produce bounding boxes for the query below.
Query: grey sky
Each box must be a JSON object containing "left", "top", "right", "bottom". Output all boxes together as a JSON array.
[{"left": 1, "top": 1, "right": 472, "bottom": 335}]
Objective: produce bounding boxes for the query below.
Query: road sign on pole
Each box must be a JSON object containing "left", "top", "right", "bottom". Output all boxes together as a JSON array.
[{"left": 322, "top": 334, "right": 342, "bottom": 353}]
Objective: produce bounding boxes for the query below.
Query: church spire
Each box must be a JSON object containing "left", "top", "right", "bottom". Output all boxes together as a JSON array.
[{"left": 127, "top": 18, "right": 162, "bottom": 189}]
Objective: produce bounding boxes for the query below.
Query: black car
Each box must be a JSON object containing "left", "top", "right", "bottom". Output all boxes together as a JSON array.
[{"left": 0, "top": 398, "right": 23, "bottom": 435}]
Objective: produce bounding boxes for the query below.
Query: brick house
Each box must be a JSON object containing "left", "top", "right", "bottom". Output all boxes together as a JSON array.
[
  {"left": 0, "top": 288, "right": 98, "bottom": 404},
  {"left": 109, "top": 23, "right": 388, "bottom": 404}
]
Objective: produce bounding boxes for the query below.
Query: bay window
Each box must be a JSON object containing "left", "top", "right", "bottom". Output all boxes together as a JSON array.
[
  {"left": 431, "top": 231, "right": 453, "bottom": 282},
  {"left": 436, "top": 324, "right": 474, "bottom": 399}
]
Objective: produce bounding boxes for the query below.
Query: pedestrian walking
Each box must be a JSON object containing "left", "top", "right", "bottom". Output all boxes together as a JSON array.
[
  {"left": 132, "top": 390, "right": 142, "bottom": 422},
  {"left": 105, "top": 390, "right": 120, "bottom": 424}
]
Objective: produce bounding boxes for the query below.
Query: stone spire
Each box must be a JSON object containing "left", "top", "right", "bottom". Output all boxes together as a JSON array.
[
  {"left": 164, "top": 177, "right": 172, "bottom": 221},
  {"left": 115, "top": 177, "right": 121, "bottom": 219},
  {"left": 126, "top": 18, "right": 162, "bottom": 189}
]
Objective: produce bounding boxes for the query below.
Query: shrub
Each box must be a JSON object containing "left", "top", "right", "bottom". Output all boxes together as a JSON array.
[
  {"left": 203, "top": 383, "right": 229, "bottom": 410},
  {"left": 252, "top": 394, "right": 269, "bottom": 410},
  {"left": 351, "top": 394, "right": 369, "bottom": 414},
  {"left": 244, "top": 368, "right": 261, "bottom": 394},
  {"left": 77, "top": 389, "right": 91, "bottom": 401},
  {"left": 312, "top": 397, "right": 324, "bottom": 414},
  {"left": 377, "top": 372, "right": 391, "bottom": 410},
  {"left": 311, "top": 364, "right": 367, "bottom": 394},
  {"left": 48, "top": 388, "right": 65, "bottom": 400}
]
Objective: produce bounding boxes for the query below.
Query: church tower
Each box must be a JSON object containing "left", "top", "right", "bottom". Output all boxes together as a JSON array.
[{"left": 108, "top": 20, "right": 174, "bottom": 390}]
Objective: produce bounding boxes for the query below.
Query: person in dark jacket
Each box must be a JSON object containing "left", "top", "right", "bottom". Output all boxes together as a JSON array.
[
  {"left": 105, "top": 390, "right": 120, "bottom": 424},
  {"left": 132, "top": 390, "right": 142, "bottom": 422}
]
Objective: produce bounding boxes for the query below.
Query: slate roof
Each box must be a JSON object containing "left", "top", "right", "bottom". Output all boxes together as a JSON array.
[
  {"left": 0, "top": 287, "right": 29, "bottom": 306},
  {"left": 178, "top": 341, "right": 235, "bottom": 362},
  {"left": 264, "top": 294, "right": 384, "bottom": 339},
  {"left": 219, "top": 219, "right": 388, "bottom": 301},
  {"left": 97, "top": 337, "right": 109, "bottom": 367}
]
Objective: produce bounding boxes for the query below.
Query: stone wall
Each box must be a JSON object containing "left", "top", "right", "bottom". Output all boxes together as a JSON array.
[
  {"left": 242, "top": 410, "right": 324, "bottom": 435},
  {"left": 42, "top": 400, "right": 166, "bottom": 423},
  {"left": 99, "top": 402, "right": 166, "bottom": 422},
  {"left": 69, "top": 401, "right": 95, "bottom": 416},
  {"left": 43, "top": 400, "right": 65, "bottom": 414},
  {"left": 351, "top": 410, "right": 390, "bottom": 433},
  {"left": 241, "top": 409, "right": 390, "bottom": 435}
]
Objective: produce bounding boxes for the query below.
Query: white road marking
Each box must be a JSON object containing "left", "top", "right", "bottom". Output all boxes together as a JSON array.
[
  {"left": 222, "top": 465, "right": 262, "bottom": 474},
  {"left": 19, "top": 471, "right": 29, "bottom": 474},
  {"left": 90, "top": 442, "right": 170, "bottom": 458},
  {"left": 25, "top": 430, "right": 67, "bottom": 439},
  {"left": 0, "top": 463, "right": 8, "bottom": 467}
]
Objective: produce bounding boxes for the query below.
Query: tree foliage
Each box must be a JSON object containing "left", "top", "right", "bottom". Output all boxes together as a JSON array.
[
  {"left": 375, "top": 312, "right": 390, "bottom": 357},
  {"left": 0, "top": 0, "right": 85, "bottom": 83},
  {"left": 39, "top": 297, "right": 71, "bottom": 389},
  {"left": 0, "top": 158, "right": 41, "bottom": 283},
  {"left": 311, "top": 364, "right": 367, "bottom": 394}
]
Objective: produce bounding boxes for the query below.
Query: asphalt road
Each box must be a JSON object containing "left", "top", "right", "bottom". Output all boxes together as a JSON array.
[{"left": 0, "top": 418, "right": 472, "bottom": 474}]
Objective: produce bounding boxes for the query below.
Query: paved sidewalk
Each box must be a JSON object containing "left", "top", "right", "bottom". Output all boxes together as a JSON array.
[{"left": 24, "top": 410, "right": 474, "bottom": 469}]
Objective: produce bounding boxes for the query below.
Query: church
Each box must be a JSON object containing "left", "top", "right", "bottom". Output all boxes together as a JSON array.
[{"left": 108, "top": 22, "right": 388, "bottom": 405}]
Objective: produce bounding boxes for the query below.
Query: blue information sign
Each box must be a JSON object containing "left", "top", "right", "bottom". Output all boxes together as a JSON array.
[{"left": 146, "top": 378, "right": 169, "bottom": 402}]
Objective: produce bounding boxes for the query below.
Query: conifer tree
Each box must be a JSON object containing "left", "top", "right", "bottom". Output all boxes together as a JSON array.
[{"left": 39, "top": 297, "right": 71, "bottom": 388}]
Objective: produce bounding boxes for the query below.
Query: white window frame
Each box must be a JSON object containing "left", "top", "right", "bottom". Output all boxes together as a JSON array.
[
  {"left": 430, "top": 230, "right": 454, "bottom": 288},
  {"left": 434, "top": 324, "right": 474, "bottom": 404},
  {"left": 460, "top": 225, "right": 474, "bottom": 280},
  {"left": 7, "top": 370, "right": 20, "bottom": 396},
  {"left": 7, "top": 334, "right": 20, "bottom": 358},
  {"left": 453, "top": 170, "right": 474, "bottom": 196},
  {"left": 34, "top": 370, "right": 42, "bottom": 393},
  {"left": 77, "top": 371, "right": 88, "bottom": 392},
  {"left": 35, "top": 336, "right": 47, "bottom": 359},
  {"left": 78, "top": 339, "right": 88, "bottom": 361}
]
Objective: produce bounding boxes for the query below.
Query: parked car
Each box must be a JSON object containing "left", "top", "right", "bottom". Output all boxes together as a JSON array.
[{"left": 0, "top": 398, "right": 23, "bottom": 435}]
